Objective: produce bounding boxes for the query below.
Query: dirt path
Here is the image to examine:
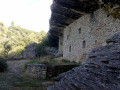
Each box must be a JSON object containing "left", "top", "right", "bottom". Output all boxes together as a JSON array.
[
  {"left": 0, "top": 60, "right": 54, "bottom": 90},
  {"left": 7, "top": 60, "right": 29, "bottom": 75},
  {"left": 0, "top": 60, "right": 29, "bottom": 89}
]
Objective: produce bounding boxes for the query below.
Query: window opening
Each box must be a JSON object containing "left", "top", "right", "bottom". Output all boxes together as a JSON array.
[
  {"left": 69, "top": 45, "right": 71, "bottom": 52},
  {"left": 83, "top": 40, "right": 86, "bottom": 48},
  {"left": 79, "top": 28, "right": 81, "bottom": 34}
]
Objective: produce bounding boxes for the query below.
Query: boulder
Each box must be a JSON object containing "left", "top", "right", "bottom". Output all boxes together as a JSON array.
[
  {"left": 23, "top": 43, "right": 37, "bottom": 59},
  {"left": 47, "top": 32, "right": 120, "bottom": 90}
]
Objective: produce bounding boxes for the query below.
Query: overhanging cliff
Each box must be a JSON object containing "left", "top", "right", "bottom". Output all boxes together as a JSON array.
[
  {"left": 49, "top": 0, "right": 120, "bottom": 36},
  {"left": 49, "top": 0, "right": 99, "bottom": 36}
]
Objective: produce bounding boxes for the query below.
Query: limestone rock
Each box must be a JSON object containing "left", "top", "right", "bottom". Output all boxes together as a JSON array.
[
  {"left": 47, "top": 32, "right": 120, "bottom": 90},
  {"left": 49, "top": 0, "right": 120, "bottom": 36},
  {"left": 23, "top": 43, "right": 37, "bottom": 59},
  {"left": 49, "top": 0, "right": 99, "bottom": 36}
]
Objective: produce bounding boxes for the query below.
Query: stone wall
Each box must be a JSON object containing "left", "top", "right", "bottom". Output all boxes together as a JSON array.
[
  {"left": 58, "top": 36, "right": 63, "bottom": 55},
  {"left": 63, "top": 9, "right": 120, "bottom": 62},
  {"left": 25, "top": 64, "right": 79, "bottom": 79},
  {"left": 25, "top": 64, "right": 47, "bottom": 78}
]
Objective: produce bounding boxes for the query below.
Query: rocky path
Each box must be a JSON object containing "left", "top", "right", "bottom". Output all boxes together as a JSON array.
[{"left": 0, "top": 60, "right": 29, "bottom": 90}]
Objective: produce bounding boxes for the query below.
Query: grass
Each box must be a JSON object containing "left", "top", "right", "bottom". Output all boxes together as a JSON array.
[
  {"left": 12, "top": 75, "right": 43, "bottom": 87},
  {"left": 0, "top": 59, "right": 54, "bottom": 90},
  {"left": 24, "top": 58, "right": 81, "bottom": 69},
  {"left": 11, "top": 75, "right": 54, "bottom": 90},
  {"left": 0, "top": 73, "right": 53, "bottom": 90}
]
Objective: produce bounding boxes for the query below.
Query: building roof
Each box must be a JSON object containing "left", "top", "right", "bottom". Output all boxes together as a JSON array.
[{"left": 49, "top": 0, "right": 120, "bottom": 36}]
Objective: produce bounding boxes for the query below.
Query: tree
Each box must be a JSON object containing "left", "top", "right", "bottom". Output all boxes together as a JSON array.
[
  {"left": 0, "top": 21, "right": 48, "bottom": 59},
  {"left": 11, "top": 21, "right": 15, "bottom": 27},
  {"left": 3, "top": 41, "right": 12, "bottom": 58},
  {"left": 0, "top": 22, "right": 4, "bottom": 26},
  {"left": 36, "top": 37, "right": 47, "bottom": 58}
]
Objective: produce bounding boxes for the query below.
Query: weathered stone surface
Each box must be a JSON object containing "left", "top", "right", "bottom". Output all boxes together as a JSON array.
[
  {"left": 49, "top": 0, "right": 120, "bottom": 36},
  {"left": 63, "top": 9, "right": 120, "bottom": 62},
  {"left": 23, "top": 43, "right": 37, "bottom": 59},
  {"left": 106, "top": 32, "right": 120, "bottom": 44},
  {"left": 26, "top": 64, "right": 47, "bottom": 78},
  {"left": 47, "top": 32, "right": 120, "bottom": 90},
  {"left": 49, "top": 0, "right": 99, "bottom": 35},
  {"left": 25, "top": 64, "right": 79, "bottom": 79}
]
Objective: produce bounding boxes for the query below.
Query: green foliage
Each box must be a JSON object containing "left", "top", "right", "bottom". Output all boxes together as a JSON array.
[
  {"left": 0, "top": 21, "right": 47, "bottom": 59},
  {"left": 0, "top": 22, "right": 4, "bottom": 26},
  {"left": 12, "top": 75, "right": 43, "bottom": 87},
  {"left": 11, "top": 21, "right": 15, "bottom": 27},
  {"left": 36, "top": 37, "right": 48, "bottom": 58},
  {"left": 0, "top": 57, "right": 8, "bottom": 72},
  {"left": 24, "top": 58, "right": 80, "bottom": 69},
  {"left": 3, "top": 41, "right": 12, "bottom": 58}
]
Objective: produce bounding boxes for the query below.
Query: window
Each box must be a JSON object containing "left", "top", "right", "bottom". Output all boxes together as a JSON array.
[
  {"left": 95, "top": 40, "right": 97, "bottom": 43},
  {"left": 60, "top": 41, "right": 62, "bottom": 45},
  {"left": 79, "top": 28, "right": 81, "bottom": 34},
  {"left": 67, "top": 35, "right": 69, "bottom": 39},
  {"left": 83, "top": 40, "right": 86, "bottom": 48},
  {"left": 107, "top": 14, "right": 110, "bottom": 17},
  {"left": 69, "top": 45, "right": 71, "bottom": 52}
]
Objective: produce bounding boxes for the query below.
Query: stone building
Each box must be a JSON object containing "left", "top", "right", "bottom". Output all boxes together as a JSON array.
[{"left": 49, "top": 0, "right": 120, "bottom": 62}]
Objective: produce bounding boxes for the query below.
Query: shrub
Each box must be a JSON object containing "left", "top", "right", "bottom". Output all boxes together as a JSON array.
[
  {"left": 36, "top": 38, "right": 47, "bottom": 58},
  {"left": 0, "top": 57, "right": 8, "bottom": 72}
]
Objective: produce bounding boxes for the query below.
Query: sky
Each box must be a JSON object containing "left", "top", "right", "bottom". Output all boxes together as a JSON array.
[{"left": 0, "top": 0, "right": 53, "bottom": 32}]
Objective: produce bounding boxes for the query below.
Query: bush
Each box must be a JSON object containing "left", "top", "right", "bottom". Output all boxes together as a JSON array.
[
  {"left": 36, "top": 38, "right": 47, "bottom": 58},
  {"left": 0, "top": 57, "right": 8, "bottom": 72}
]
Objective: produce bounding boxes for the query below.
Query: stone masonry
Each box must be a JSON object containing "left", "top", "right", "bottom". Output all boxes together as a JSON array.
[
  {"left": 25, "top": 64, "right": 47, "bottom": 79},
  {"left": 25, "top": 64, "right": 79, "bottom": 79},
  {"left": 47, "top": 32, "right": 120, "bottom": 90},
  {"left": 62, "top": 9, "right": 120, "bottom": 62}
]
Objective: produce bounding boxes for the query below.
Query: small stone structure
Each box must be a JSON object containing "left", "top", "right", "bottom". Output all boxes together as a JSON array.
[
  {"left": 47, "top": 32, "right": 120, "bottom": 90},
  {"left": 25, "top": 64, "right": 79, "bottom": 79},
  {"left": 23, "top": 43, "right": 37, "bottom": 59},
  {"left": 26, "top": 64, "right": 47, "bottom": 78}
]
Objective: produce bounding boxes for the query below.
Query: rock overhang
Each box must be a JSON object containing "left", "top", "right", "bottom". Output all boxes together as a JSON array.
[
  {"left": 49, "top": 0, "right": 120, "bottom": 36},
  {"left": 49, "top": 0, "right": 99, "bottom": 36}
]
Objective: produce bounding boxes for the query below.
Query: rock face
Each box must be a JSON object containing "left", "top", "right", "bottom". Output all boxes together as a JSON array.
[
  {"left": 49, "top": 0, "right": 120, "bottom": 62},
  {"left": 23, "top": 43, "right": 37, "bottom": 59},
  {"left": 49, "top": 0, "right": 99, "bottom": 36},
  {"left": 47, "top": 32, "right": 120, "bottom": 90},
  {"left": 49, "top": 0, "right": 120, "bottom": 36}
]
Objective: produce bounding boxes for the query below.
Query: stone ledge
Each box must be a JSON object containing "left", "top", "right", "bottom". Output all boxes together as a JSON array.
[{"left": 25, "top": 64, "right": 79, "bottom": 79}]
